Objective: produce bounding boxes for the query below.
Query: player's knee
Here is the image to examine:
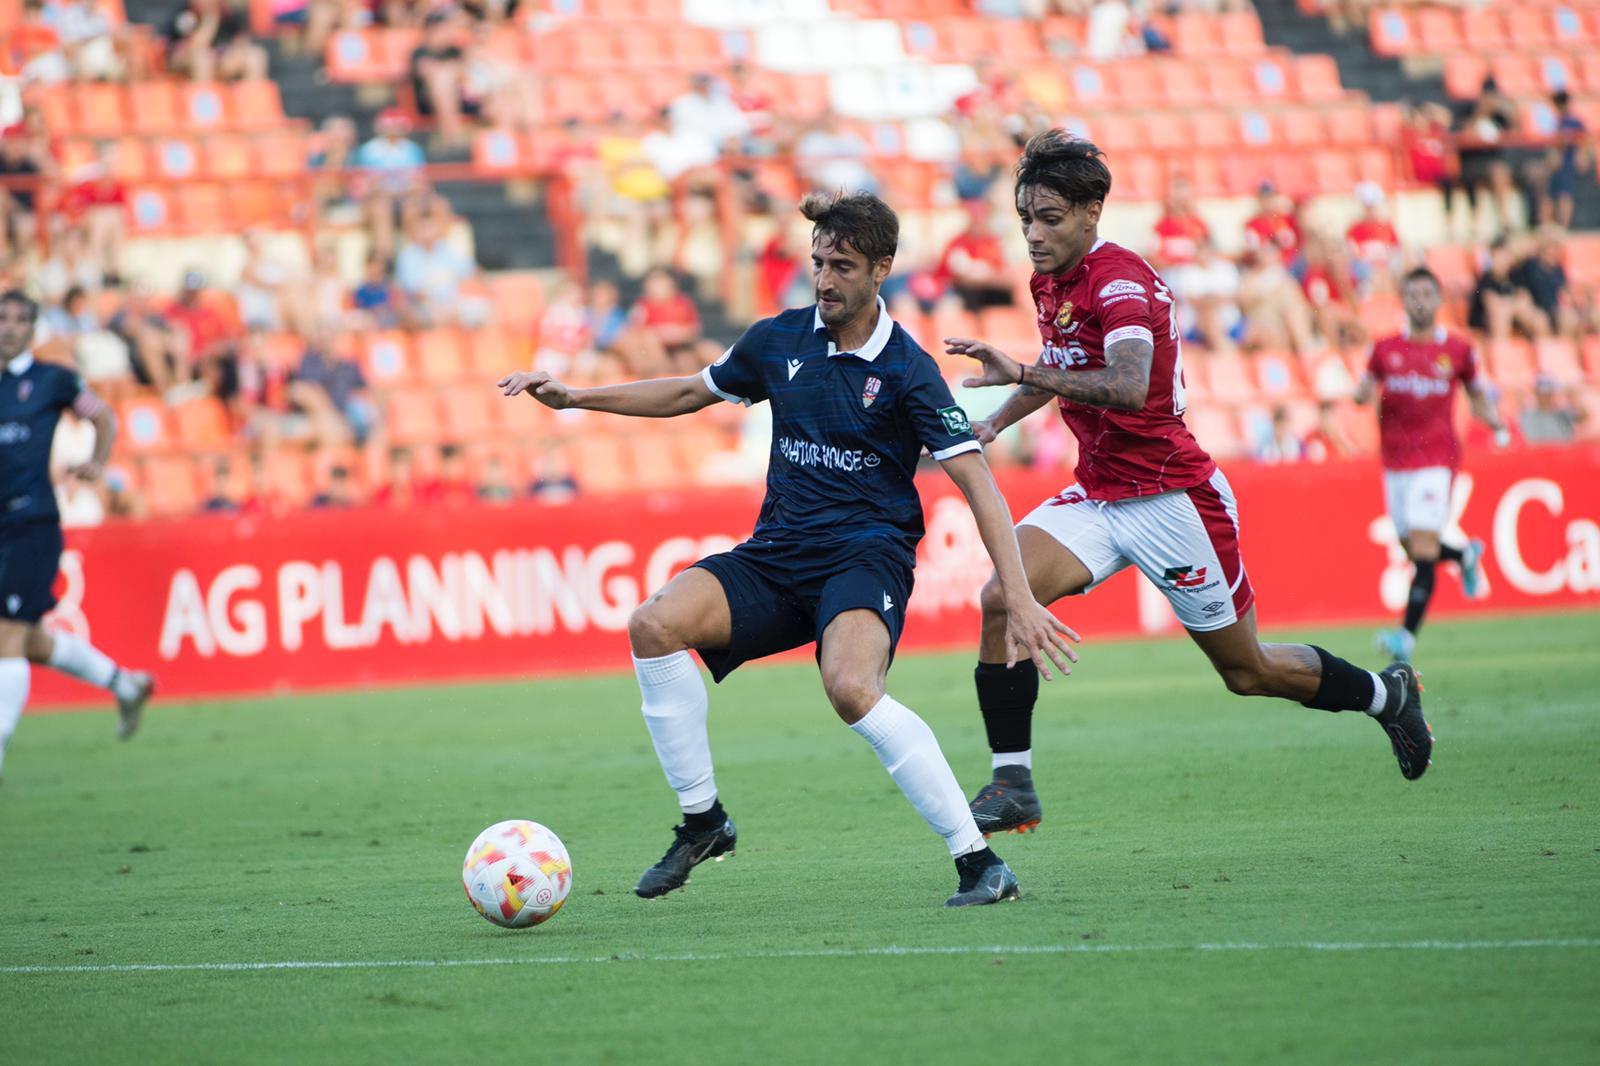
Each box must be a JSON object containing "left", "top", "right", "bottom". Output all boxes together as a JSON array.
[
  {"left": 22, "top": 625, "right": 51, "bottom": 663},
  {"left": 978, "top": 574, "right": 1007, "bottom": 619},
  {"left": 627, "top": 601, "right": 684, "bottom": 658},
  {"left": 1218, "top": 663, "right": 1268, "bottom": 697},
  {"left": 820, "top": 671, "right": 882, "bottom": 725}
]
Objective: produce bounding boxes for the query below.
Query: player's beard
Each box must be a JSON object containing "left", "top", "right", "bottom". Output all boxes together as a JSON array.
[{"left": 815, "top": 286, "right": 864, "bottom": 328}]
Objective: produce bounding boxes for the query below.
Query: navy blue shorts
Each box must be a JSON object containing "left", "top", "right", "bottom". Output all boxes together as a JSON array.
[
  {"left": 692, "top": 538, "right": 914, "bottom": 683},
  {"left": 0, "top": 520, "right": 63, "bottom": 623}
]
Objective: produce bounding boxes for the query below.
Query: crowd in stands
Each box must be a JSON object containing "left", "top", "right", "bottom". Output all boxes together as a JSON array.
[{"left": 1, "top": 0, "right": 1598, "bottom": 526}]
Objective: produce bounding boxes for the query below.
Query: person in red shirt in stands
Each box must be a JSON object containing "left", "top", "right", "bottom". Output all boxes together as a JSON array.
[
  {"left": 630, "top": 268, "right": 702, "bottom": 373},
  {"left": 59, "top": 143, "right": 127, "bottom": 280},
  {"left": 1346, "top": 182, "right": 1402, "bottom": 293},
  {"left": 1241, "top": 181, "right": 1301, "bottom": 268},
  {"left": 1150, "top": 174, "right": 1209, "bottom": 301},
  {"left": 937, "top": 198, "right": 1014, "bottom": 313},
  {"left": 164, "top": 269, "right": 242, "bottom": 401},
  {"left": 1401, "top": 100, "right": 1457, "bottom": 217}
]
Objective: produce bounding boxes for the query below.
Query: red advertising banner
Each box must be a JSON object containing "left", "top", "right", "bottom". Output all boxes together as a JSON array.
[{"left": 31, "top": 447, "right": 1600, "bottom": 707}]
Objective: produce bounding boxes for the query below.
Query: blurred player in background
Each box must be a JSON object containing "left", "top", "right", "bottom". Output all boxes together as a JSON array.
[
  {"left": 502, "top": 192, "right": 1074, "bottom": 907},
  {"left": 0, "top": 290, "right": 154, "bottom": 781},
  {"left": 944, "top": 133, "right": 1434, "bottom": 839},
  {"left": 1354, "top": 267, "right": 1507, "bottom": 662}
]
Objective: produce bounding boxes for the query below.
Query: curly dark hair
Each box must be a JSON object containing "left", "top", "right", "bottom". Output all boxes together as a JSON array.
[
  {"left": 0, "top": 289, "right": 38, "bottom": 322},
  {"left": 1014, "top": 130, "right": 1112, "bottom": 207},
  {"left": 1402, "top": 266, "right": 1441, "bottom": 289},
  {"left": 799, "top": 190, "right": 899, "bottom": 264}
]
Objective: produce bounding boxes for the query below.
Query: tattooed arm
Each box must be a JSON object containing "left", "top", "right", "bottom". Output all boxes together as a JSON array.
[{"left": 946, "top": 336, "right": 1153, "bottom": 413}]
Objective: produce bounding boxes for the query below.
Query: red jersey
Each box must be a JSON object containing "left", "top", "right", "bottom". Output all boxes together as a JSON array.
[
  {"left": 1366, "top": 327, "right": 1478, "bottom": 471},
  {"left": 1347, "top": 218, "right": 1399, "bottom": 265},
  {"left": 1402, "top": 120, "right": 1451, "bottom": 184},
  {"left": 1151, "top": 213, "right": 1209, "bottom": 267},
  {"left": 1243, "top": 211, "right": 1300, "bottom": 265},
  {"left": 1032, "top": 240, "right": 1215, "bottom": 501}
]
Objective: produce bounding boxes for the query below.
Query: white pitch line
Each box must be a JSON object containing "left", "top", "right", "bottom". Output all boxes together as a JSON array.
[{"left": 3, "top": 938, "right": 1598, "bottom": 976}]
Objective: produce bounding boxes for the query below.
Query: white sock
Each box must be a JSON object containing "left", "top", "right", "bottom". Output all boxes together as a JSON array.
[
  {"left": 0, "top": 658, "right": 30, "bottom": 774},
  {"left": 1365, "top": 671, "right": 1388, "bottom": 716},
  {"left": 633, "top": 652, "right": 717, "bottom": 814},
  {"left": 992, "top": 750, "right": 1032, "bottom": 770},
  {"left": 48, "top": 633, "right": 138, "bottom": 700},
  {"left": 850, "top": 694, "right": 985, "bottom": 857}
]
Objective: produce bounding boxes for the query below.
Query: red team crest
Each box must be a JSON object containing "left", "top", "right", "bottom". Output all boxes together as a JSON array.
[
  {"left": 1054, "top": 302, "right": 1073, "bottom": 329},
  {"left": 862, "top": 375, "right": 881, "bottom": 409}
]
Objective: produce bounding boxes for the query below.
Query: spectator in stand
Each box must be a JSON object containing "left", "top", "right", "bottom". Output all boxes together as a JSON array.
[
  {"left": 1469, "top": 236, "right": 1548, "bottom": 341},
  {"left": 1150, "top": 175, "right": 1209, "bottom": 301},
  {"left": 203, "top": 455, "right": 241, "bottom": 511},
  {"left": 1519, "top": 374, "right": 1588, "bottom": 444},
  {"left": 241, "top": 455, "right": 285, "bottom": 516},
  {"left": 1513, "top": 229, "right": 1583, "bottom": 339},
  {"left": 629, "top": 268, "right": 701, "bottom": 374},
  {"left": 293, "top": 0, "right": 363, "bottom": 58},
  {"left": 44, "top": 0, "right": 125, "bottom": 81},
  {"left": 165, "top": 269, "right": 242, "bottom": 401},
  {"left": 293, "top": 243, "right": 350, "bottom": 335},
  {"left": 727, "top": 62, "right": 777, "bottom": 153},
  {"left": 424, "top": 443, "right": 475, "bottom": 507},
  {"left": 311, "top": 464, "right": 360, "bottom": 508},
  {"left": 352, "top": 253, "right": 402, "bottom": 328},
  {"left": 669, "top": 72, "right": 750, "bottom": 163},
  {"left": 795, "top": 111, "right": 877, "bottom": 196},
  {"left": 1400, "top": 100, "right": 1459, "bottom": 229},
  {"left": 1237, "top": 244, "right": 1317, "bottom": 355},
  {"left": 233, "top": 230, "right": 291, "bottom": 333},
  {"left": 1183, "top": 238, "right": 1242, "bottom": 353},
  {"left": 309, "top": 114, "right": 358, "bottom": 212},
  {"left": 291, "top": 330, "right": 377, "bottom": 445},
  {"left": 394, "top": 212, "right": 480, "bottom": 325},
  {"left": 59, "top": 143, "right": 127, "bottom": 282},
  {"left": 935, "top": 198, "right": 1014, "bottom": 313},
  {"left": 1300, "top": 231, "right": 1364, "bottom": 349},
  {"left": 530, "top": 448, "right": 578, "bottom": 503},
  {"left": 1453, "top": 76, "right": 1520, "bottom": 229},
  {"left": 534, "top": 279, "right": 596, "bottom": 378},
  {"left": 1242, "top": 181, "right": 1301, "bottom": 269},
  {"left": 108, "top": 281, "right": 184, "bottom": 393},
  {"left": 1301, "top": 400, "right": 1352, "bottom": 463},
  {"left": 44, "top": 285, "right": 131, "bottom": 383},
  {"left": 585, "top": 279, "right": 629, "bottom": 359},
  {"left": 0, "top": 126, "right": 50, "bottom": 258},
  {"left": 639, "top": 106, "right": 719, "bottom": 195},
  {"left": 1251, "top": 405, "right": 1304, "bottom": 464},
  {"left": 477, "top": 453, "right": 515, "bottom": 504},
  {"left": 462, "top": 20, "right": 541, "bottom": 132},
  {"left": 355, "top": 109, "right": 428, "bottom": 259},
  {"left": 409, "top": 10, "right": 473, "bottom": 147},
  {"left": 165, "top": 0, "right": 268, "bottom": 82},
  {"left": 36, "top": 225, "right": 103, "bottom": 304},
  {"left": 9, "top": 0, "right": 68, "bottom": 83},
  {"left": 373, "top": 445, "right": 419, "bottom": 507},
  {"left": 1541, "top": 91, "right": 1592, "bottom": 229},
  {"left": 1346, "top": 182, "right": 1401, "bottom": 293}
]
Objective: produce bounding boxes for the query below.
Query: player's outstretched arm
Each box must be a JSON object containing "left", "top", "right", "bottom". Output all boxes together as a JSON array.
[
  {"left": 947, "top": 336, "right": 1152, "bottom": 412},
  {"left": 972, "top": 370, "right": 1057, "bottom": 443},
  {"left": 939, "top": 450, "right": 1080, "bottom": 680},
  {"left": 498, "top": 371, "right": 718, "bottom": 418}
]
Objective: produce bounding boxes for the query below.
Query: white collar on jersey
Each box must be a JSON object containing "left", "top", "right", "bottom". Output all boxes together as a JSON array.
[
  {"left": 1400, "top": 325, "right": 1447, "bottom": 344},
  {"left": 4, "top": 351, "right": 34, "bottom": 375},
  {"left": 813, "top": 295, "right": 893, "bottom": 363}
]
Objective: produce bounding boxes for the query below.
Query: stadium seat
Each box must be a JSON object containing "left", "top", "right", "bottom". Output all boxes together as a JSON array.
[
  {"left": 1187, "top": 406, "right": 1246, "bottom": 460},
  {"left": 624, "top": 433, "right": 686, "bottom": 489},
  {"left": 1424, "top": 244, "right": 1477, "bottom": 294},
  {"left": 359, "top": 331, "right": 417, "bottom": 386},
  {"left": 1444, "top": 54, "right": 1489, "bottom": 100},
  {"left": 1292, "top": 55, "right": 1344, "bottom": 102},
  {"left": 570, "top": 435, "right": 632, "bottom": 495},
  {"left": 176, "top": 182, "right": 229, "bottom": 231},
  {"left": 74, "top": 84, "right": 128, "bottom": 137},
  {"left": 440, "top": 384, "right": 503, "bottom": 443},
  {"left": 1368, "top": 9, "right": 1413, "bottom": 57},
  {"left": 117, "top": 397, "right": 172, "bottom": 453},
  {"left": 1415, "top": 8, "right": 1463, "bottom": 52},
  {"left": 1534, "top": 338, "right": 1583, "bottom": 384},
  {"left": 1205, "top": 62, "right": 1254, "bottom": 104},
  {"left": 1485, "top": 338, "right": 1538, "bottom": 391},
  {"left": 415, "top": 329, "right": 470, "bottom": 383},
  {"left": 182, "top": 83, "right": 229, "bottom": 132},
  {"left": 229, "top": 181, "right": 288, "bottom": 228},
  {"left": 1581, "top": 336, "right": 1600, "bottom": 382},
  {"left": 153, "top": 139, "right": 200, "bottom": 180},
  {"left": 1218, "top": 11, "right": 1266, "bottom": 56},
  {"left": 126, "top": 186, "right": 174, "bottom": 234},
  {"left": 1201, "top": 351, "right": 1259, "bottom": 403},
  {"left": 140, "top": 455, "right": 202, "bottom": 517},
  {"left": 230, "top": 81, "right": 285, "bottom": 130},
  {"left": 386, "top": 388, "right": 445, "bottom": 446},
  {"left": 485, "top": 274, "right": 545, "bottom": 328},
  {"left": 127, "top": 82, "right": 179, "bottom": 134},
  {"left": 1507, "top": 7, "right": 1555, "bottom": 48},
  {"left": 172, "top": 396, "right": 233, "bottom": 451},
  {"left": 1459, "top": 7, "right": 1505, "bottom": 51},
  {"left": 202, "top": 136, "right": 254, "bottom": 180},
  {"left": 1323, "top": 105, "right": 1373, "bottom": 147},
  {"left": 1564, "top": 235, "right": 1600, "bottom": 287},
  {"left": 1489, "top": 54, "right": 1540, "bottom": 98},
  {"left": 253, "top": 131, "right": 309, "bottom": 178},
  {"left": 263, "top": 449, "right": 313, "bottom": 508}
]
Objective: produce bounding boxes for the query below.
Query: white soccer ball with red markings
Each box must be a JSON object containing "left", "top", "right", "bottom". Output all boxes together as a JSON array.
[{"left": 462, "top": 820, "right": 573, "bottom": 929}]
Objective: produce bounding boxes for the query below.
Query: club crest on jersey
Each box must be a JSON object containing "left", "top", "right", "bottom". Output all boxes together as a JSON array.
[
  {"left": 15, "top": 379, "right": 31, "bottom": 403},
  {"left": 1436, "top": 354, "right": 1452, "bottom": 375},
  {"left": 1054, "top": 302, "right": 1074, "bottom": 329},
  {"left": 862, "top": 375, "right": 882, "bottom": 409}
]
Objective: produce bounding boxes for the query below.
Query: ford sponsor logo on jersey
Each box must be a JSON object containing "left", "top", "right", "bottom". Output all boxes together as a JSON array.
[{"left": 1098, "top": 279, "right": 1146, "bottom": 299}]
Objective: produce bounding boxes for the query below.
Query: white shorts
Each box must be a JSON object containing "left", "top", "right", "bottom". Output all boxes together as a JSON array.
[
  {"left": 1383, "top": 466, "right": 1452, "bottom": 537},
  {"left": 1019, "top": 468, "right": 1255, "bottom": 632}
]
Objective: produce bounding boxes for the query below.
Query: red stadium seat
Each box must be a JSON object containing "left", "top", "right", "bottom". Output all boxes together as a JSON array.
[
  {"left": 1444, "top": 54, "right": 1489, "bottom": 100},
  {"left": 1423, "top": 244, "right": 1477, "bottom": 294},
  {"left": 228, "top": 181, "right": 287, "bottom": 227},
  {"left": 1534, "top": 338, "right": 1583, "bottom": 384},
  {"left": 1506, "top": 7, "right": 1555, "bottom": 48},
  {"left": 1191, "top": 111, "right": 1240, "bottom": 151},
  {"left": 1172, "top": 13, "right": 1223, "bottom": 55},
  {"left": 359, "top": 331, "right": 417, "bottom": 386},
  {"left": 230, "top": 80, "right": 284, "bottom": 129},
  {"left": 1489, "top": 54, "right": 1540, "bottom": 98},
  {"left": 1292, "top": 55, "right": 1344, "bottom": 102},
  {"left": 263, "top": 449, "right": 313, "bottom": 508},
  {"left": 415, "top": 329, "right": 470, "bottom": 383},
  {"left": 1218, "top": 11, "right": 1266, "bottom": 56},
  {"left": 1202, "top": 351, "right": 1260, "bottom": 403},
  {"left": 1550, "top": 5, "right": 1594, "bottom": 47},
  {"left": 1414, "top": 8, "right": 1462, "bottom": 52},
  {"left": 1324, "top": 105, "right": 1374, "bottom": 147},
  {"left": 1273, "top": 109, "right": 1326, "bottom": 148},
  {"left": 176, "top": 182, "right": 228, "bottom": 231},
  {"left": 202, "top": 135, "right": 254, "bottom": 180},
  {"left": 253, "top": 131, "right": 309, "bottom": 177},
  {"left": 74, "top": 84, "right": 128, "bottom": 137},
  {"left": 1093, "top": 115, "right": 1147, "bottom": 154},
  {"left": 116, "top": 397, "right": 173, "bottom": 454},
  {"left": 1582, "top": 336, "right": 1600, "bottom": 382},
  {"left": 171, "top": 395, "right": 232, "bottom": 451},
  {"left": 386, "top": 388, "right": 445, "bottom": 446},
  {"left": 127, "top": 81, "right": 179, "bottom": 134},
  {"left": 140, "top": 456, "right": 201, "bottom": 517},
  {"left": 1312, "top": 150, "right": 1357, "bottom": 195},
  {"left": 1568, "top": 236, "right": 1600, "bottom": 287},
  {"left": 1157, "top": 62, "right": 1209, "bottom": 107},
  {"left": 1485, "top": 338, "right": 1537, "bottom": 391},
  {"left": 181, "top": 83, "right": 229, "bottom": 132},
  {"left": 1143, "top": 112, "right": 1193, "bottom": 152},
  {"left": 1187, "top": 406, "right": 1246, "bottom": 460},
  {"left": 570, "top": 436, "right": 631, "bottom": 495},
  {"left": 1205, "top": 61, "right": 1254, "bottom": 103},
  {"left": 440, "top": 384, "right": 503, "bottom": 442},
  {"left": 625, "top": 432, "right": 687, "bottom": 490},
  {"left": 1460, "top": 7, "right": 1505, "bottom": 51},
  {"left": 1368, "top": 9, "right": 1413, "bottom": 57}
]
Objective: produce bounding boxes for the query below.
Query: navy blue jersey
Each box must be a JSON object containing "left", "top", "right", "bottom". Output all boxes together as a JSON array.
[
  {"left": 1, "top": 353, "right": 84, "bottom": 527},
  {"left": 701, "top": 298, "right": 978, "bottom": 562}
]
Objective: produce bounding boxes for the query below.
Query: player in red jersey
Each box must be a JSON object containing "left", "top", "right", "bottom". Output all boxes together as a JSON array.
[
  {"left": 943, "top": 132, "right": 1435, "bottom": 835},
  {"left": 1354, "top": 267, "right": 1507, "bottom": 663}
]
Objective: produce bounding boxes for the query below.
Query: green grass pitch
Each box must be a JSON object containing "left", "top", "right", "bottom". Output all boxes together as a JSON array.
[{"left": 3, "top": 612, "right": 1598, "bottom": 1064}]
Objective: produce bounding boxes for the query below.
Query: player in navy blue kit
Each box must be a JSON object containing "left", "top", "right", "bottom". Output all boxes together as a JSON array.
[
  {"left": 502, "top": 193, "right": 1075, "bottom": 906},
  {"left": 0, "top": 290, "right": 154, "bottom": 782}
]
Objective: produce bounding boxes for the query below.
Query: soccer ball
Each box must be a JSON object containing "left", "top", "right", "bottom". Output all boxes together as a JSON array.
[{"left": 462, "top": 820, "right": 573, "bottom": 928}]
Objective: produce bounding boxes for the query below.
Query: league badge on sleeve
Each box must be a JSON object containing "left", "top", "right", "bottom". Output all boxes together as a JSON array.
[
  {"left": 938, "top": 405, "right": 971, "bottom": 436},
  {"left": 862, "top": 375, "right": 882, "bottom": 409}
]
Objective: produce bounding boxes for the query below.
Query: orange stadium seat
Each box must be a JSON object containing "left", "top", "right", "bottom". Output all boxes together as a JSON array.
[
  {"left": 229, "top": 181, "right": 288, "bottom": 227},
  {"left": 1292, "top": 55, "right": 1344, "bottom": 102},
  {"left": 1459, "top": 7, "right": 1505, "bottom": 51},
  {"left": 463, "top": 325, "right": 527, "bottom": 375},
  {"left": 153, "top": 138, "right": 199, "bottom": 180},
  {"left": 1205, "top": 61, "right": 1254, "bottom": 103},
  {"left": 1274, "top": 109, "right": 1325, "bottom": 149},
  {"left": 1507, "top": 7, "right": 1555, "bottom": 48},
  {"left": 172, "top": 396, "right": 232, "bottom": 450},
  {"left": 1219, "top": 11, "right": 1266, "bottom": 55},
  {"left": 202, "top": 135, "right": 254, "bottom": 180},
  {"left": 1551, "top": 5, "right": 1594, "bottom": 46},
  {"left": 1144, "top": 112, "right": 1194, "bottom": 151},
  {"left": 1192, "top": 111, "right": 1241, "bottom": 151},
  {"left": 262, "top": 449, "right": 313, "bottom": 508},
  {"left": 440, "top": 384, "right": 502, "bottom": 442},
  {"left": 117, "top": 397, "right": 172, "bottom": 453},
  {"left": 74, "top": 84, "right": 128, "bottom": 137},
  {"left": 1444, "top": 53, "right": 1488, "bottom": 99},
  {"left": 1202, "top": 351, "right": 1260, "bottom": 404},
  {"left": 1323, "top": 105, "right": 1374, "bottom": 147},
  {"left": 359, "top": 331, "right": 417, "bottom": 386},
  {"left": 674, "top": 426, "right": 728, "bottom": 475},
  {"left": 1415, "top": 7, "right": 1463, "bottom": 51},
  {"left": 1311, "top": 150, "right": 1356, "bottom": 193},
  {"left": 485, "top": 274, "right": 544, "bottom": 328},
  {"left": 230, "top": 80, "right": 284, "bottom": 129},
  {"left": 1187, "top": 406, "right": 1246, "bottom": 460},
  {"left": 1489, "top": 54, "right": 1540, "bottom": 97},
  {"left": 1093, "top": 115, "right": 1146, "bottom": 154},
  {"left": 1535, "top": 338, "right": 1583, "bottom": 383},
  {"left": 415, "top": 329, "right": 469, "bottom": 383},
  {"left": 1581, "top": 336, "right": 1600, "bottom": 381},
  {"left": 624, "top": 433, "right": 685, "bottom": 489},
  {"left": 1172, "top": 12, "right": 1223, "bottom": 55},
  {"left": 991, "top": 19, "right": 1044, "bottom": 60},
  {"left": 253, "top": 131, "right": 309, "bottom": 177},
  {"left": 570, "top": 435, "right": 631, "bottom": 495},
  {"left": 1251, "top": 56, "right": 1294, "bottom": 101},
  {"left": 140, "top": 456, "right": 202, "bottom": 517},
  {"left": 1368, "top": 9, "right": 1413, "bottom": 57},
  {"left": 127, "top": 81, "right": 179, "bottom": 134},
  {"left": 1424, "top": 245, "right": 1477, "bottom": 293},
  {"left": 182, "top": 83, "right": 229, "bottom": 131},
  {"left": 126, "top": 186, "right": 174, "bottom": 233},
  {"left": 176, "top": 182, "right": 228, "bottom": 230},
  {"left": 386, "top": 388, "right": 445, "bottom": 446},
  {"left": 1486, "top": 338, "right": 1538, "bottom": 391}
]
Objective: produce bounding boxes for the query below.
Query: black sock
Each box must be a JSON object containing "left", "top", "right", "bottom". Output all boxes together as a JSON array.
[
  {"left": 1438, "top": 544, "right": 1464, "bottom": 564},
  {"left": 956, "top": 845, "right": 997, "bottom": 869},
  {"left": 1301, "top": 645, "right": 1381, "bottom": 713},
  {"left": 683, "top": 799, "right": 725, "bottom": 832},
  {"left": 975, "top": 661, "right": 1038, "bottom": 756},
  {"left": 1403, "top": 559, "right": 1437, "bottom": 635}
]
